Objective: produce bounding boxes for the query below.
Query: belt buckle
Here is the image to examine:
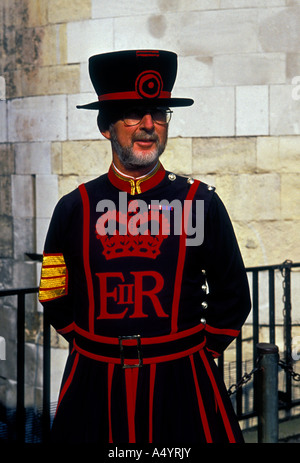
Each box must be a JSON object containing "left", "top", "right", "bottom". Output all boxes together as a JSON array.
[{"left": 118, "top": 335, "right": 143, "bottom": 369}]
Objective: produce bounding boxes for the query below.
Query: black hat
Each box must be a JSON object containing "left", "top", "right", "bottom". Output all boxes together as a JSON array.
[{"left": 77, "top": 50, "right": 194, "bottom": 110}]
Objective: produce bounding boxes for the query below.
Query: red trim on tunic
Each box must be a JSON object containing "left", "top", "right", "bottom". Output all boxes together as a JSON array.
[
  {"left": 199, "top": 349, "right": 236, "bottom": 443},
  {"left": 125, "top": 368, "right": 139, "bottom": 443},
  {"left": 189, "top": 354, "right": 212, "bottom": 443},
  {"left": 149, "top": 363, "right": 156, "bottom": 443},
  {"left": 73, "top": 338, "right": 206, "bottom": 365},
  {"left": 74, "top": 320, "right": 205, "bottom": 345},
  {"left": 107, "top": 162, "right": 165, "bottom": 195},
  {"left": 205, "top": 323, "right": 240, "bottom": 337},
  {"left": 57, "top": 321, "right": 75, "bottom": 335},
  {"left": 78, "top": 184, "right": 95, "bottom": 333},
  {"left": 171, "top": 180, "right": 200, "bottom": 334},
  {"left": 108, "top": 363, "right": 114, "bottom": 443},
  {"left": 55, "top": 352, "right": 79, "bottom": 413}
]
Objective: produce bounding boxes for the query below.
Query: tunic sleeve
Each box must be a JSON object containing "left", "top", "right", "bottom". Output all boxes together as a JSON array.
[
  {"left": 38, "top": 195, "right": 77, "bottom": 343},
  {"left": 202, "top": 192, "right": 251, "bottom": 357}
]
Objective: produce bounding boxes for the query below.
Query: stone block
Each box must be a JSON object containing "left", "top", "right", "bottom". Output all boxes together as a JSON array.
[
  {"left": 214, "top": 173, "right": 281, "bottom": 221},
  {"left": 12, "top": 260, "right": 37, "bottom": 288},
  {"left": 35, "top": 175, "right": 59, "bottom": 218},
  {"left": 192, "top": 137, "right": 256, "bottom": 175},
  {"left": 51, "top": 142, "right": 62, "bottom": 174},
  {"left": 50, "top": 347, "right": 68, "bottom": 403},
  {"left": 80, "top": 62, "right": 94, "bottom": 93},
  {"left": 237, "top": 220, "right": 300, "bottom": 268},
  {"left": 0, "top": 76, "right": 5, "bottom": 100},
  {"left": 58, "top": 174, "right": 96, "bottom": 198},
  {"left": 220, "top": 0, "right": 285, "bottom": 7},
  {"left": 258, "top": 7, "right": 300, "bottom": 53},
  {"left": 11, "top": 175, "right": 35, "bottom": 218},
  {"left": 286, "top": 53, "right": 300, "bottom": 80},
  {"left": 0, "top": 144, "right": 14, "bottom": 175},
  {"left": 270, "top": 85, "right": 300, "bottom": 135},
  {"left": 67, "top": 94, "right": 101, "bottom": 140},
  {"left": 13, "top": 218, "right": 35, "bottom": 260},
  {"left": 61, "top": 140, "right": 111, "bottom": 176},
  {"left": 26, "top": 0, "right": 48, "bottom": 27},
  {"left": 0, "top": 176, "right": 12, "bottom": 215},
  {"left": 21, "top": 64, "right": 80, "bottom": 97},
  {"left": 0, "top": 258, "right": 13, "bottom": 289},
  {"left": 236, "top": 86, "right": 269, "bottom": 136},
  {"left": 15, "top": 142, "right": 51, "bottom": 174},
  {"left": 3, "top": 69, "right": 22, "bottom": 99},
  {"left": 8, "top": 95, "right": 67, "bottom": 142},
  {"left": 281, "top": 174, "right": 300, "bottom": 220},
  {"left": 67, "top": 19, "right": 114, "bottom": 63},
  {"left": 176, "top": 56, "right": 213, "bottom": 88},
  {"left": 48, "top": 0, "right": 91, "bottom": 24},
  {"left": 169, "top": 87, "right": 235, "bottom": 137},
  {"left": 36, "top": 217, "right": 51, "bottom": 254},
  {"left": 0, "top": 101, "right": 7, "bottom": 143},
  {"left": 92, "top": 0, "right": 219, "bottom": 18},
  {"left": 0, "top": 216, "right": 13, "bottom": 258},
  {"left": 114, "top": 9, "right": 258, "bottom": 56},
  {"left": 161, "top": 138, "right": 193, "bottom": 175},
  {"left": 257, "top": 136, "right": 300, "bottom": 173},
  {"left": 49, "top": 65, "right": 80, "bottom": 95},
  {"left": 214, "top": 53, "right": 286, "bottom": 86}
]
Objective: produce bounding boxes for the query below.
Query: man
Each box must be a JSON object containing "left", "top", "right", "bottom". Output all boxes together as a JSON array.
[{"left": 39, "top": 50, "right": 251, "bottom": 443}]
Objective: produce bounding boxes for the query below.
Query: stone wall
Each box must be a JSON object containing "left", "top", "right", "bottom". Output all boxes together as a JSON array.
[{"left": 0, "top": 0, "right": 300, "bottom": 413}]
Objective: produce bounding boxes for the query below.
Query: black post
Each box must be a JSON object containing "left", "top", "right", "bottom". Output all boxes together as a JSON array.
[{"left": 257, "top": 343, "right": 279, "bottom": 443}]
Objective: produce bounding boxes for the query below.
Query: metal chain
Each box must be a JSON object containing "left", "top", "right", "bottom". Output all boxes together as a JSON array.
[
  {"left": 227, "top": 356, "right": 262, "bottom": 396},
  {"left": 278, "top": 359, "right": 300, "bottom": 382},
  {"left": 227, "top": 353, "right": 300, "bottom": 396}
]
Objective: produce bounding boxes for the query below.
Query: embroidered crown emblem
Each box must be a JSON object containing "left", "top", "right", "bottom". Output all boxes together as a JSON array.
[{"left": 96, "top": 210, "right": 169, "bottom": 260}]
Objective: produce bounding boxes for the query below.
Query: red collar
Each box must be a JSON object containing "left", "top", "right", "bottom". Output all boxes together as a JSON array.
[{"left": 108, "top": 162, "right": 165, "bottom": 195}]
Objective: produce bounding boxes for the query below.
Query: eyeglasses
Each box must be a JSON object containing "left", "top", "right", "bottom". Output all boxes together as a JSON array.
[{"left": 122, "top": 108, "right": 173, "bottom": 126}]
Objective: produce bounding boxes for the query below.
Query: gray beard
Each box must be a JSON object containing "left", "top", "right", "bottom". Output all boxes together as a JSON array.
[{"left": 109, "top": 125, "right": 167, "bottom": 171}]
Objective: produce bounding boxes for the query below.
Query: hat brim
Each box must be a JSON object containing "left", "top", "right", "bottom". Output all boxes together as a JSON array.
[{"left": 76, "top": 97, "right": 194, "bottom": 110}]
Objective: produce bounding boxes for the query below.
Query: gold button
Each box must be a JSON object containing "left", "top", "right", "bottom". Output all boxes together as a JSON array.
[
  {"left": 168, "top": 173, "right": 176, "bottom": 181},
  {"left": 200, "top": 318, "right": 206, "bottom": 325},
  {"left": 187, "top": 177, "right": 194, "bottom": 184},
  {"left": 201, "top": 301, "right": 208, "bottom": 309}
]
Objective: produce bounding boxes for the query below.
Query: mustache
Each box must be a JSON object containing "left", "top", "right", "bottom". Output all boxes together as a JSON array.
[{"left": 132, "top": 133, "right": 159, "bottom": 142}]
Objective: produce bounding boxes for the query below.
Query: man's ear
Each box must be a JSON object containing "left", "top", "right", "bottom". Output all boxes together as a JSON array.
[{"left": 101, "top": 129, "right": 111, "bottom": 140}]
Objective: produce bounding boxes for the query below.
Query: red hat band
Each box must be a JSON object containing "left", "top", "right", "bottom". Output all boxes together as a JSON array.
[{"left": 98, "top": 70, "right": 171, "bottom": 102}]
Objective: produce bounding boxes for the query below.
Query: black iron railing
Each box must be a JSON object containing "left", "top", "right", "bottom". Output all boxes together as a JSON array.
[
  {"left": 0, "top": 260, "right": 300, "bottom": 441},
  {"left": 219, "top": 260, "right": 300, "bottom": 422}
]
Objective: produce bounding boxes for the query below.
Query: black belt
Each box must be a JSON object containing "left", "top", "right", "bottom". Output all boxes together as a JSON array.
[{"left": 73, "top": 324, "right": 206, "bottom": 368}]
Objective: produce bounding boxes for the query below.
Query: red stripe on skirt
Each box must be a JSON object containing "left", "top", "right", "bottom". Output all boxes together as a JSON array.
[
  {"left": 56, "top": 352, "right": 79, "bottom": 413},
  {"left": 107, "top": 363, "right": 114, "bottom": 443},
  {"left": 125, "top": 368, "right": 139, "bottom": 443},
  {"left": 199, "top": 349, "right": 236, "bottom": 443},
  {"left": 149, "top": 363, "right": 156, "bottom": 443},
  {"left": 189, "top": 354, "right": 212, "bottom": 443}
]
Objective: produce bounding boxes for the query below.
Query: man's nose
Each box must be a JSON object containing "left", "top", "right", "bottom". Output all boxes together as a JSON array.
[{"left": 139, "top": 113, "right": 155, "bottom": 130}]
